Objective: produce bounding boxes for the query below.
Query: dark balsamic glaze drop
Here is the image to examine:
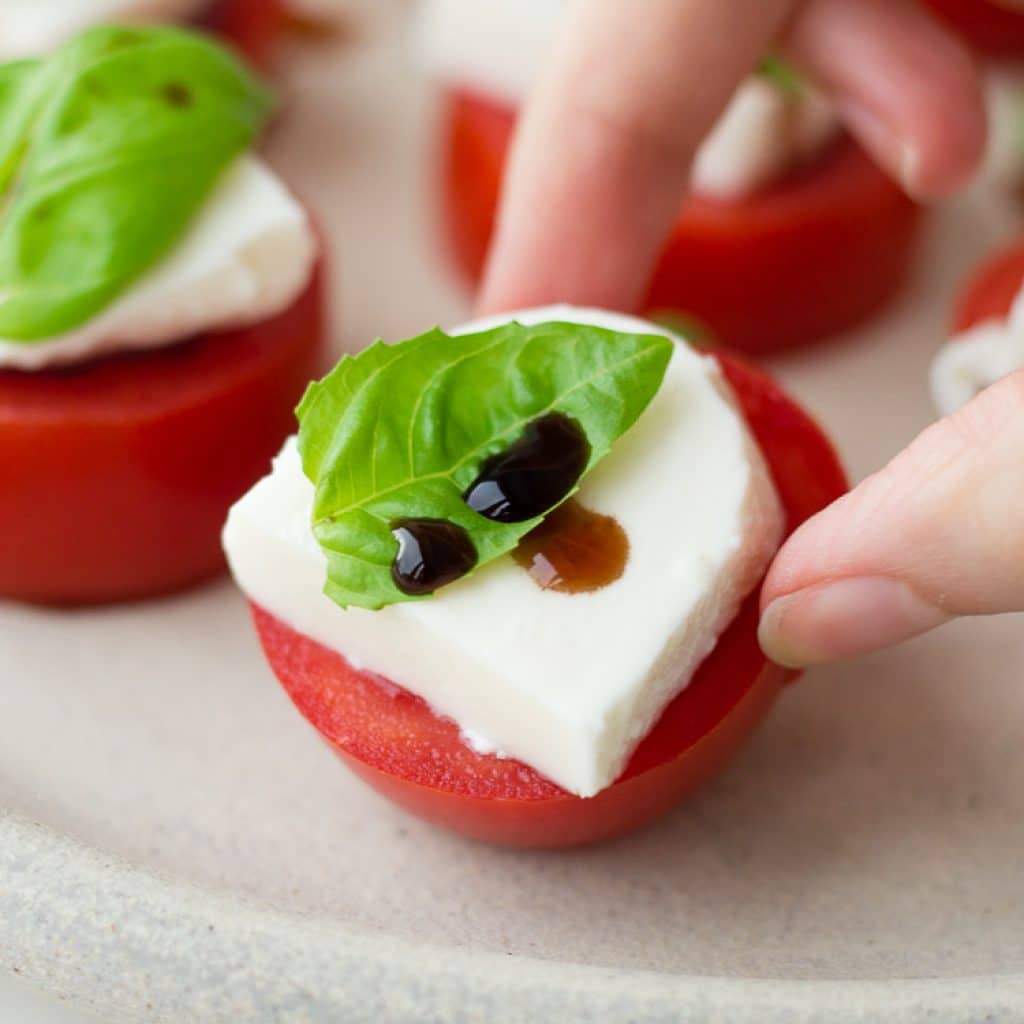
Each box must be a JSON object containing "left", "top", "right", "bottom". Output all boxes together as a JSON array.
[
  {"left": 391, "top": 519, "right": 478, "bottom": 596},
  {"left": 463, "top": 412, "right": 590, "bottom": 523},
  {"left": 512, "top": 499, "right": 629, "bottom": 594}
]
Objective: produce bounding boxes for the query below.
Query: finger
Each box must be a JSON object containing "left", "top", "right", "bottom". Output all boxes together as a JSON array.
[
  {"left": 477, "top": 0, "right": 798, "bottom": 315},
  {"left": 759, "top": 371, "right": 1024, "bottom": 668},
  {"left": 782, "top": 0, "right": 986, "bottom": 197}
]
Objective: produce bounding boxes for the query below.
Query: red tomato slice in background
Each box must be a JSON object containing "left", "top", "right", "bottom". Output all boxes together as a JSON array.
[
  {"left": 953, "top": 239, "right": 1024, "bottom": 333},
  {"left": 199, "top": 0, "right": 283, "bottom": 65},
  {"left": 443, "top": 88, "right": 921, "bottom": 356},
  {"left": 921, "top": 0, "right": 1024, "bottom": 57},
  {"left": 252, "top": 350, "right": 848, "bottom": 848},
  {"left": 0, "top": 261, "right": 325, "bottom": 606}
]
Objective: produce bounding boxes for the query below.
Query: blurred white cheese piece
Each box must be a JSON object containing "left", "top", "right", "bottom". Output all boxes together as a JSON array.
[
  {"left": 224, "top": 306, "right": 785, "bottom": 798},
  {"left": 932, "top": 288, "right": 1024, "bottom": 416},
  {"left": 0, "top": 0, "right": 207, "bottom": 59},
  {"left": 0, "top": 156, "right": 317, "bottom": 371}
]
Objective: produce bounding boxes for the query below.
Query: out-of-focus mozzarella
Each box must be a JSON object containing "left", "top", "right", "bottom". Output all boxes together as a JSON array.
[
  {"left": 0, "top": 0, "right": 207, "bottom": 59},
  {"left": 224, "top": 306, "right": 784, "bottom": 798},
  {"left": 0, "top": 157, "right": 317, "bottom": 371},
  {"left": 931, "top": 289, "right": 1024, "bottom": 416}
]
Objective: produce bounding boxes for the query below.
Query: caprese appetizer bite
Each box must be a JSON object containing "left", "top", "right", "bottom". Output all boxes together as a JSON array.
[
  {"left": 932, "top": 238, "right": 1024, "bottom": 413},
  {"left": 223, "top": 306, "right": 846, "bottom": 848},
  {"left": 0, "top": 25, "right": 323, "bottom": 605},
  {"left": 419, "top": 0, "right": 921, "bottom": 356},
  {"left": 0, "top": 0, "right": 283, "bottom": 65},
  {"left": 921, "top": 0, "right": 1024, "bottom": 59}
]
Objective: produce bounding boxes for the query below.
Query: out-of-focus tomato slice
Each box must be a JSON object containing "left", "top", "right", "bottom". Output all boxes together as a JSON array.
[
  {"left": 443, "top": 88, "right": 921, "bottom": 356},
  {"left": 251, "top": 350, "right": 847, "bottom": 848},
  {"left": 953, "top": 239, "right": 1024, "bottom": 333},
  {"left": 921, "top": 0, "right": 1024, "bottom": 57},
  {"left": 199, "top": 0, "right": 284, "bottom": 65},
  {"left": 0, "top": 261, "right": 325, "bottom": 606}
]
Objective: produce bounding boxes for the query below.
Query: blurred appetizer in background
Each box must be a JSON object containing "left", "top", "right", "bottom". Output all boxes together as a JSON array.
[
  {"left": 224, "top": 307, "right": 846, "bottom": 847},
  {"left": 0, "top": 0, "right": 284, "bottom": 64},
  {"left": 419, "top": 0, "right": 921, "bottom": 356},
  {"left": 921, "top": 0, "right": 1024, "bottom": 59},
  {"left": 932, "top": 238, "right": 1024, "bottom": 414},
  {"left": 0, "top": 26, "right": 323, "bottom": 605}
]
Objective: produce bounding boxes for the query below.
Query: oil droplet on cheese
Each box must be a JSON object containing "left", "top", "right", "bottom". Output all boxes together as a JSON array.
[
  {"left": 513, "top": 499, "right": 628, "bottom": 594},
  {"left": 463, "top": 412, "right": 590, "bottom": 523},
  {"left": 391, "top": 519, "right": 477, "bottom": 596}
]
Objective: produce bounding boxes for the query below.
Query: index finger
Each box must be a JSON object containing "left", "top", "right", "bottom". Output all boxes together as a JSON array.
[{"left": 477, "top": 0, "right": 798, "bottom": 315}]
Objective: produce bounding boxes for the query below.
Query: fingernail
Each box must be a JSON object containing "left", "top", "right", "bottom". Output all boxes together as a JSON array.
[
  {"left": 758, "top": 577, "right": 949, "bottom": 669},
  {"left": 839, "top": 101, "right": 923, "bottom": 198}
]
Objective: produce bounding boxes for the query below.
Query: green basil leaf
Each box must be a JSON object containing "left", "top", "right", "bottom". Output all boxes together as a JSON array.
[
  {"left": 297, "top": 321, "right": 674, "bottom": 611},
  {"left": 757, "top": 55, "right": 804, "bottom": 96},
  {"left": 0, "top": 25, "right": 272, "bottom": 341}
]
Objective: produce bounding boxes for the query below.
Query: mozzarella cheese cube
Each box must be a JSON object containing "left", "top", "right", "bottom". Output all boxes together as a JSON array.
[
  {"left": 0, "top": 0, "right": 207, "bottom": 59},
  {"left": 932, "top": 309, "right": 1024, "bottom": 416},
  {"left": 0, "top": 156, "right": 317, "bottom": 371},
  {"left": 224, "top": 307, "right": 784, "bottom": 798}
]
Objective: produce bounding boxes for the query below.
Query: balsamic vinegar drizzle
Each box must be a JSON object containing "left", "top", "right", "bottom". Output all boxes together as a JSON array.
[
  {"left": 390, "top": 412, "right": 596, "bottom": 597},
  {"left": 512, "top": 499, "right": 629, "bottom": 594},
  {"left": 463, "top": 412, "right": 590, "bottom": 523},
  {"left": 391, "top": 519, "right": 478, "bottom": 596}
]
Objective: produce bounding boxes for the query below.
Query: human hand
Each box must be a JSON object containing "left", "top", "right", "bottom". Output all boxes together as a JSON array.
[
  {"left": 757, "top": 371, "right": 1024, "bottom": 666},
  {"left": 478, "top": 0, "right": 986, "bottom": 316}
]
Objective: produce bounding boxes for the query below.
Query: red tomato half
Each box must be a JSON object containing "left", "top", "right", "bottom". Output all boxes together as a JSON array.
[
  {"left": 953, "top": 239, "right": 1024, "bottom": 333},
  {"left": 444, "top": 89, "right": 921, "bottom": 356},
  {"left": 921, "top": 0, "right": 1024, "bottom": 57},
  {"left": 0, "top": 262, "right": 325, "bottom": 606},
  {"left": 251, "top": 351, "right": 847, "bottom": 848},
  {"left": 199, "top": 0, "right": 284, "bottom": 65}
]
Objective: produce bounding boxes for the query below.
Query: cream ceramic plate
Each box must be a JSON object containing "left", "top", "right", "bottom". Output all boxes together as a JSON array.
[{"left": 3, "top": 12, "right": 1024, "bottom": 1022}]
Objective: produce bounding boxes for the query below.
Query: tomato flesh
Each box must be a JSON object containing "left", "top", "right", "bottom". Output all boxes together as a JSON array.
[
  {"left": 199, "top": 0, "right": 284, "bottom": 65},
  {"left": 0, "top": 262, "right": 325, "bottom": 606},
  {"left": 921, "top": 0, "right": 1024, "bottom": 57},
  {"left": 443, "top": 88, "right": 921, "bottom": 356},
  {"left": 252, "top": 351, "right": 847, "bottom": 848},
  {"left": 953, "top": 239, "right": 1024, "bottom": 333}
]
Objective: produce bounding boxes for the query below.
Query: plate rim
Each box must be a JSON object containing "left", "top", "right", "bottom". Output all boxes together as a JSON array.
[{"left": 3, "top": 812, "right": 1023, "bottom": 1023}]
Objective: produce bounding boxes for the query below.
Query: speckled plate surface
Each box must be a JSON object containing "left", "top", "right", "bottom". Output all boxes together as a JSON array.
[{"left": 3, "top": 9, "right": 1024, "bottom": 1022}]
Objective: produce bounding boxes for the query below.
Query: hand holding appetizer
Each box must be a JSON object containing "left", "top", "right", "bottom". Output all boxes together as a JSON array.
[
  {"left": 758, "top": 244, "right": 1024, "bottom": 669},
  {"left": 466, "top": 0, "right": 985, "bottom": 344},
  {"left": 0, "top": 26, "right": 323, "bottom": 604},
  {"left": 225, "top": 307, "right": 846, "bottom": 847}
]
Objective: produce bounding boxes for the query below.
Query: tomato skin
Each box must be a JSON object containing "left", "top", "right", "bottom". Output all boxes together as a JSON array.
[
  {"left": 443, "top": 89, "right": 921, "bottom": 356},
  {"left": 0, "top": 262, "right": 325, "bottom": 606},
  {"left": 199, "top": 0, "right": 284, "bottom": 65},
  {"left": 251, "top": 350, "right": 847, "bottom": 848},
  {"left": 953, "top": 239, "right": 1024, "bottom": 333},
  {"left": 921, "top": 0, "right": 1024, "bottom": 57}
]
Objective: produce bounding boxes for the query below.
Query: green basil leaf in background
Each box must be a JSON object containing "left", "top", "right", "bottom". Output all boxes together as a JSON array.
[
  {"left": 757, "top": 55, "right": 804, "bottom": 95},
  {"left": 297, "top": 321, "right": 674, "bottom": 611},
  {"left": 0, "top": 24, "right": 273, "bottom": 342}
]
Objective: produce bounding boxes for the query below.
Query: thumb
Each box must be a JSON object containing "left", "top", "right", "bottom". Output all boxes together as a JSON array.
[{"left": 759, "top": 370, "right": 1024, "bottom": 667}]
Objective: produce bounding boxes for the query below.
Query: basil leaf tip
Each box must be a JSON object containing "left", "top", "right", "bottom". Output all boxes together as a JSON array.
[
  {"left": 0, "top": 24, "right": 273, "bottom": 342},
  {"left": 297, "top": 320, "right": 674, "bottom": 611}
]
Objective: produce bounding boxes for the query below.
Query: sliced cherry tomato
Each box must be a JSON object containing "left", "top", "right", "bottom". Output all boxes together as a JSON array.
[
  {"left": 443, "top": 88, "right": 921, "bottom": 356},
  {"left": 199, "top": 0, "right": 284, "bottom": 65},
  {"left": 0, "top": 262, "right": 325, "bottom": 606},
  {"left": 921, "top": 0, "right": 1024, "bottom": 57},
  {"left": 953, "top": 239, "right": 1024, "bottom": 333},
  {"left": 251, "top": 350, "right": 847, "bottom": 848}
]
